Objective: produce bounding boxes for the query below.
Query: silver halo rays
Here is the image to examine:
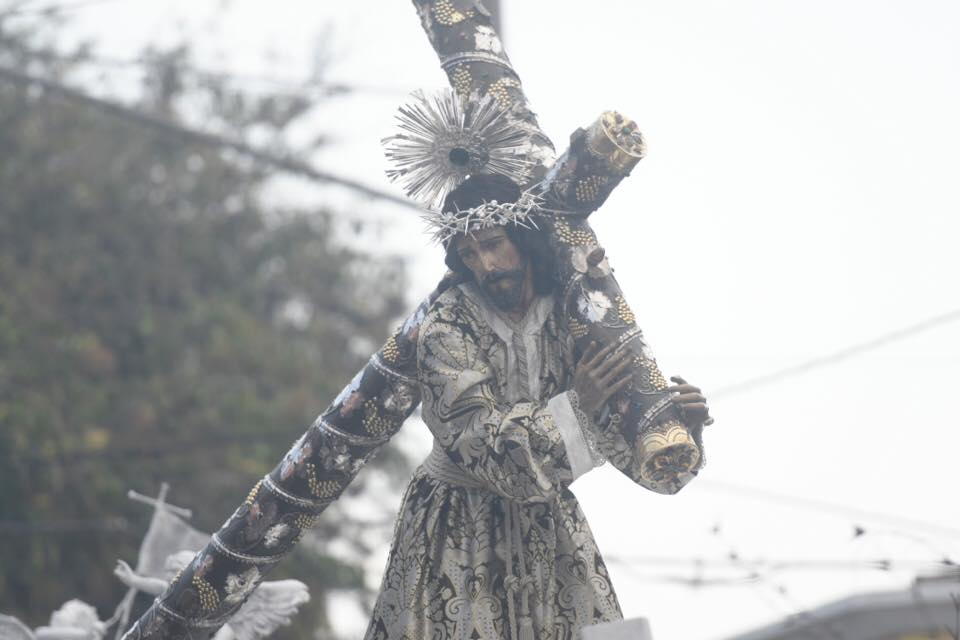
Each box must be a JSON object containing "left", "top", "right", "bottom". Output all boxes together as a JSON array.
[{"left": 383, "top": 88, "right": 534, "bottom": 208}]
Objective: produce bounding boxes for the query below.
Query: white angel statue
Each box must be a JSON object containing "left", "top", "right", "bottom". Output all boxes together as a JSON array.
[
  {"left": 113, "top": 551, "right": 309, "bottom": 640},
  {"left": 0, "top": 600, "right": 107, "bottom": 640}
]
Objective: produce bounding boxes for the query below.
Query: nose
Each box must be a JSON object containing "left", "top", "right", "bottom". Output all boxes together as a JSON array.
[{"left": 479, "top": 251, "right": 498, "bottom": 274}]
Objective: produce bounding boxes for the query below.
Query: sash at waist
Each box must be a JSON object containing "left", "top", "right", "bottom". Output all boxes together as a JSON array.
[
  {"left": 420, "top": 441, "right": 534, "bottom": 640},
  {"left": 421, "top": 441, "right": 485, "bottom": 489}
]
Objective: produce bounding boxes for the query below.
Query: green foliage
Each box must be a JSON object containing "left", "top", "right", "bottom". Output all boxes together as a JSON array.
[{"left": 0, "top": 7, "right": 408, "bottom": 635}]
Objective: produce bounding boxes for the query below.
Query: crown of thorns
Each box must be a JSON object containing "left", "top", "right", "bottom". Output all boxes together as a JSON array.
[{"left": 421, "top": 189, "right": 544, "bottom": 246}]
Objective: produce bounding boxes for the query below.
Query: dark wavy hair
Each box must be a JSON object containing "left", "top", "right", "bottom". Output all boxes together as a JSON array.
[{"left": 442, "top": 174, "right": 557, "bottom": 296}]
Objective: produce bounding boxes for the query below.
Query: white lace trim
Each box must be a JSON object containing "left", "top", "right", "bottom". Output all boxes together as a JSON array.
[
  {"left": 566, "top": 389, "right": 606, "bottom": 469},
  {"left": 546, "top": 392, "right": 603, "bottom": 480}
]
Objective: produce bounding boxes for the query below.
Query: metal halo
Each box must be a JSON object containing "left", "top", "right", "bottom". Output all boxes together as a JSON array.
[{"left": 383, "top": 88, "right": 535, "bottom": 208}]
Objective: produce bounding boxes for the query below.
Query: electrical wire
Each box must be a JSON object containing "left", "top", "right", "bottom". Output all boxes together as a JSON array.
[
  {"left": 604, "top": 554, "right": 948, "bottom": 573},
  {"left": 711, "top": 307, "right": 960, "bottom": 398},
  {"left": 708, "top": 525, "right": 847, "bottom": 640},
  {"left": 11, "top": 43, "right": 408, "bottom": 96},
  {"left": 0, "top": 0, "right": 125, "bottom": 17},
  {"left": 0, "top": 64, "right": 420, "bottom": 211},
  {"left": 0, "top": 516, "right": 130, "bottom": 534},
  {"left": 3, "top": 431, "right": 299, "bottom": 466},
  {"left": 694, "top": 479, "right": 960, "bottom": 539}
]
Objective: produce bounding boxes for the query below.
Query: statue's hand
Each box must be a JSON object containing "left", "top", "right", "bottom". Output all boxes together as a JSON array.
[
  {"left": 114, "top": 560, "right": 136, "bottom": 586},
  {"left": 572, "top": 341, "right": 633, "bottom": 419},
  {"left": 668, "top": 376, "right": 713, "bottom": 426}
]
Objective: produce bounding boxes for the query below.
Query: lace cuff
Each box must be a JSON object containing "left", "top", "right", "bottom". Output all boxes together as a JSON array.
[
  {"left": 566, "top": 390, "right": 606, "bottom": 468},
  {"left": 546, "top": 391, "right": 605, "bottom": 480}
]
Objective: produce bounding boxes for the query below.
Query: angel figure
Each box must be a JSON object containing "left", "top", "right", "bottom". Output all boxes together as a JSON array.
[
  {"left": 113, "top": 552, "right": 309, "bottom": 640},
  {"left": 0, "top": 600, "right": 108, "bottom": 640}
]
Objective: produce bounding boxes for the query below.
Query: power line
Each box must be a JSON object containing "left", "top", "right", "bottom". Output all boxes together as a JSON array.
[
  {"left": 1, "top": 0, "right": 124, "bottom": 17},
  {"left": 3, "top": 431, "right": 299, "bottom": 466},
  {"left": 2, "top": 407, "right": 424, "bottom": 467},
  {"left": 695, "top": 479, "right": 960, "bottom": 539},
  {"left": 0, "top": 13, "right": 411, "bottom": 97},
  {"left": 0, "top": 64, "right": 420, "bottom": 211},
  {"left": 712, "top": 307, "right": 960, "bottom": 398},
  {"left": 0, "top": 516, "right": 130, "bottom": 534},
  {"left": 606, "top": 554, "right": 950, "bottom": 573},
  {"left": 696, "top": 524, "right": 848, "bottom": 640},
  {"left": 607, "top": 561, "right": 762, "bottom": 588},
  {"left": 11, "top": 42, "right": 408, "bottom": 97},
  {"left": 0, "top": 11, "right": 409, "bottom": 97}
]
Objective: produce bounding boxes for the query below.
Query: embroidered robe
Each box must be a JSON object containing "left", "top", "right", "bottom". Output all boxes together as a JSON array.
[{"left": 365, "top": 282, "right": 620, "bottom": 640}]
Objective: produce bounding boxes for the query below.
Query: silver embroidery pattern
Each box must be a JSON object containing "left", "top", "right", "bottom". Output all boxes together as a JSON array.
[{"left": 364, "top": 285, "right": 623, "bottom": 640}]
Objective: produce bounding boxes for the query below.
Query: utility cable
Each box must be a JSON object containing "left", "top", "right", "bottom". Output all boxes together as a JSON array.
[
  {"left": 1, "top": 0, "right": 124, "bottom": 17},
  {"left": 605, "top": 554, "right": 952, "bottom": 573},
  {"left": 9, "top": 42, "right": 408, "bottom": 96},
  {"left": 712, "top": 307, "right": 960, "bottom": 398},
  {"left": 0, "top": 64, "right": 420, "bottom": 211},
  {"left": 0, "top": 516, "right": 130, "bottom": 534},
  {"left": 694, "top": 479, "right": 960, "bottom": 539},
  {"left": 3, "top": 431, "right": 299, "bottom": 466}
]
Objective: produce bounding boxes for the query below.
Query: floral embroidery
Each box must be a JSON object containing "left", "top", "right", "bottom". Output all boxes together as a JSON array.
[
  {"left": 224, "top": 567, "right": 260, "bottom": 605},
  {"left": 263, "top": 523, "right": 292, "bottom": 549},
  {"left": 578, "top": 290, "right": 613, "bottom": 323}
]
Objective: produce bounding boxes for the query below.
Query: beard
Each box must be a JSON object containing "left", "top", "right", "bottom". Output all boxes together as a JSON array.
[{"left": 481, "top": 264, "right": 527, "bottom": 311}]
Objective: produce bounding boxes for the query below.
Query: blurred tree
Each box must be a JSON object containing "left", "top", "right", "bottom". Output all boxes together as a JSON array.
[{"left": 0, "top": 4, "right": 410, "bottom": 637}]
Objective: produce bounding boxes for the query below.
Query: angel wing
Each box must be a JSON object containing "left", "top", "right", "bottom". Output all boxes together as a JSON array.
[
  {"left": 0, "top": 615, "right": 35, "bottom": 640},
  {"left": 35, "top": 600, "right": 105, "bottom": 640},
  {"left": 225, "top": 580, "right": 310, "bottom": 640}
]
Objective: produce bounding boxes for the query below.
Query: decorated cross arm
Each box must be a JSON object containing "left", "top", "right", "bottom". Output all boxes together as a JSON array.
[
  {"left": 119, "top": 274, "right": 461, "bottom": 639},
  {"left": 540, "top": 114, "right": 706, "bottom": 493},
  {"left": 407, "top": 0, "right": 704, "bottom": 492}
]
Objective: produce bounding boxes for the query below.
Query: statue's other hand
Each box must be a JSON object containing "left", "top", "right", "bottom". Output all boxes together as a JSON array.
[
  {"left": 668, "top": 376, "right": 713, "bottom": 426},
  {"left": 113, "top": 560, "right": 136, "bottom": 586},
  {"left": 573, "top": 340, "right": 633, "bottom": 418}
]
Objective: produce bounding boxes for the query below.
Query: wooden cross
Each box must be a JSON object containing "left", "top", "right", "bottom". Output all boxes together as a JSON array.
[{"left": 121, "top": 4, "right": 704, "bottom": 637}]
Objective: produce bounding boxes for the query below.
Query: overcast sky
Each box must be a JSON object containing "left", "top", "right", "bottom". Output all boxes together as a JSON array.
[{"left": 59, "top": 1, "right": 960, "bottom": 638}]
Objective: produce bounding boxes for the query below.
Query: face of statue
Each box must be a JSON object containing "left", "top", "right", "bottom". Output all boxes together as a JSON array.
[{"left": 455, "top": 227, "right": 532, "bottom": 312}]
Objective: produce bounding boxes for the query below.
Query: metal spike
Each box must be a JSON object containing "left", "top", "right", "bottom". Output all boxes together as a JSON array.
[{"left": 383, "top": 88, "right": 535, "bottom": 208}]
